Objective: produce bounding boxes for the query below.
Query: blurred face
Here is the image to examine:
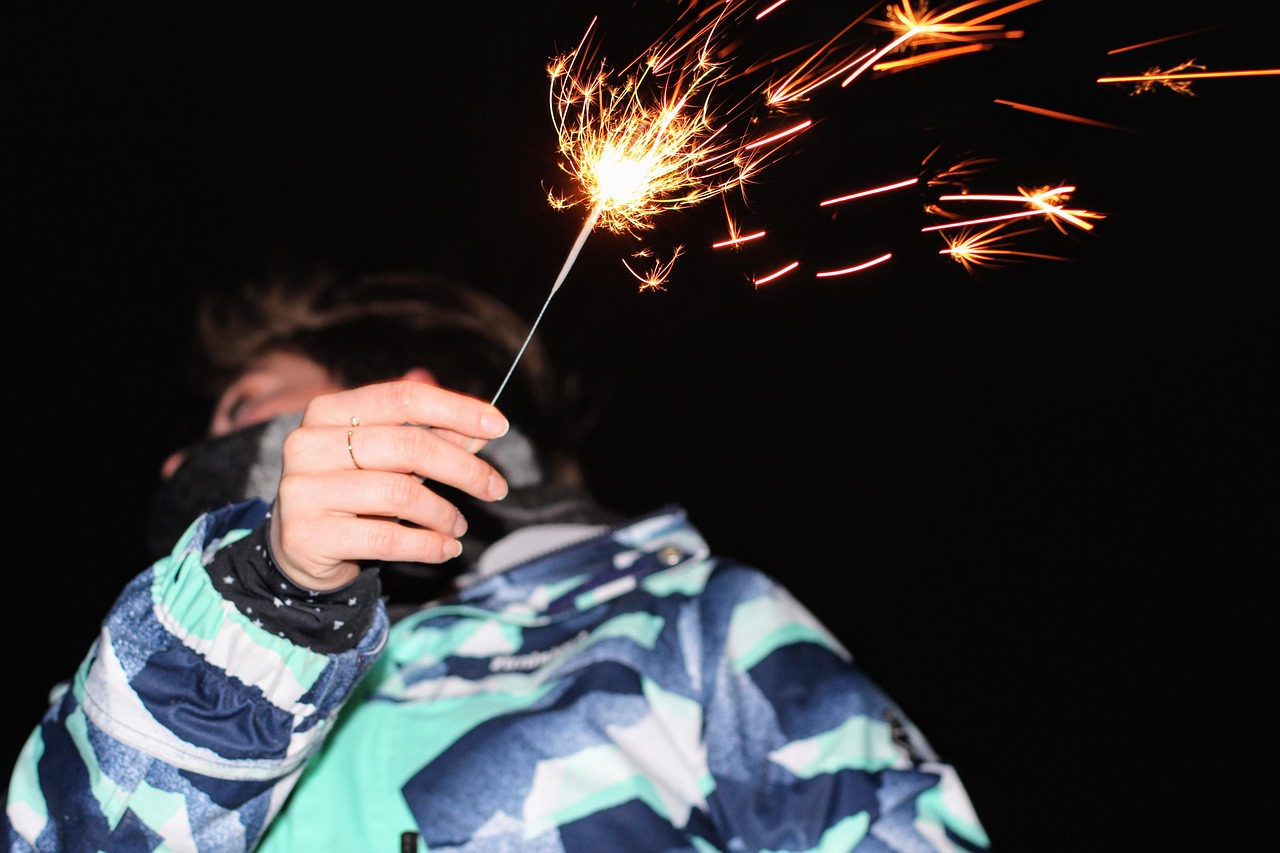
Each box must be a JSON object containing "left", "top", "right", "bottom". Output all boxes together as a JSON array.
[
  {"left": 160, "top": 350, "right": 342, "bottom": 479},
  {"left": 208, "top": 350, "right": 343, "bottom": 438}
]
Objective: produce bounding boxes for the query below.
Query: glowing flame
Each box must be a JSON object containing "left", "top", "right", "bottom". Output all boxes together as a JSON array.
[{"left": 549, "top": 11, "right": 808, "bottom": 235}]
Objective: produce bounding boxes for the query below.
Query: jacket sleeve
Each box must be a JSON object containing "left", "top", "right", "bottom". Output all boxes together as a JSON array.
[
  {"left": 700, "top": 565, "right": 990, "bottom": 852},
  {"left": 3, "top": 499, "right": 388, "bottom": 851}
]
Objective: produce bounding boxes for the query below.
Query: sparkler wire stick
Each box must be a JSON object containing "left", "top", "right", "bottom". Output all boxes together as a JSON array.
[
  {"left": 466, "top": 205, "right": 601, "bottom": 453},
  {"left": 489, "top": 204, "right": 604, "bottom": 408}
]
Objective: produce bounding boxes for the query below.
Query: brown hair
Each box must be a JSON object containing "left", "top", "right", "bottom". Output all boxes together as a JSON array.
[{"left": 191, "top": 267, "right": 583, "bottom": 485}]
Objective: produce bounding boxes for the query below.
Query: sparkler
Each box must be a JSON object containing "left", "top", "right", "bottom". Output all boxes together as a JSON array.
[
  {"left": 488, "top": 0, "right": 1050, "bottom": 406},
  {"left": 488, "top": 2, "right": 815, "bottom": 405},
  {"left": 483, "top": 0, "right": 1269, "bottom": 409}
]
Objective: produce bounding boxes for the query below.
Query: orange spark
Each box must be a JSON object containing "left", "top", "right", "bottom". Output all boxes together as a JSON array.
[
  {"left": 764, "top": 0, "right": 1040, "bottom": 105},
  {"left": 623, "top": 246, "right": 685, "bottom": 291},
  {"left": 940, "top": 225, "right": 1069, "bottom": 275},
  {"left": 993, "top": 99, "right": 1134, "bottom": 132},
  {"left": 840, "top": 0, "right": 1044, "bottom": 87},
  {"left": 924, "top": 153, "right": 1000, "bottom": 189},
  {"left": 755, "top": 0, "right": 791, "bottom": 21},
  {"left": 872, "top": 42, "right": 993, "bottom": 73},
  {"left": 754, "top": 261, "right": 800, "bottom": 286},
  {"left": 815, "top": 252, "right": 894, "bottom": 278},
  {"left": 1098, "top": 64, "right": 1280, "bottom": 95},
  {"left": 923, "top": 207, "right": 1072, "bottom": 231},
  {"left": 932, "top": 185, "right": 1104, "bottom": 232},
  {"left": 1106, "top": 24, "right": 1229, "bottom": 55},
  {"left": 820, "top": 177, "right": 919, "bottom": 207},
  {"left": 763, "top": 9, "right": 878, "bottom": 106},
  {"left": 743, "top": 119, "right": 812, "bottom": 150},
  {"left": 712, "top": 198, "right": 761, "bottom": 249},
  {"left": 713, "top": 230, "right": 766, "bottom": 249}
]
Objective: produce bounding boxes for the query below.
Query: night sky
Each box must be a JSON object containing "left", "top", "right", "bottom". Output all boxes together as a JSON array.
[{"left": 11, "top": 2, "right": 1275, "bottom": 849}]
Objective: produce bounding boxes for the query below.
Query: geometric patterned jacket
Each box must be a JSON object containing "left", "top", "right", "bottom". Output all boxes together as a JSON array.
[{"left": 5, "top": 500, "right": 989, "bottom": 852}]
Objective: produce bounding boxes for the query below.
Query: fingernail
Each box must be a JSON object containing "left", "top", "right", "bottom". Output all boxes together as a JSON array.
[
  {"left": 450, "top": 511, "right": 468, "bottom": 538},
  {"left": 444, "top": 539, "right": 463, "bottom": 559},
  {"left": 488, "top": 472, "right": 508, "bottom": 501},
  {"left": 481, "top": 410, "right": 509, "bottom": 437}
]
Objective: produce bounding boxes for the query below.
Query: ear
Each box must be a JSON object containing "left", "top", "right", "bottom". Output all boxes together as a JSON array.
[
  {"left": 160, "top": 450, "right": 186, "bottom": 480},
  {"left": 401, "top": 367, "right": 439, "bottom": 386}
]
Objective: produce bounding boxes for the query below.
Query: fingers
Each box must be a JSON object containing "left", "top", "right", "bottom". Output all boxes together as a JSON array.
[
  {"left": 271, "top": 470, "right": 468, "bottom": 590},
  {"left": 268, "top": 379, "right": 513, "bottom": 590},
  {"left": 279, "top": 468, "right": 470, "bottom": 538},
  {"left": 283, "top": 514, "right": 463, "bottom": 571},
  {"left": 285, "top": 423, "right": 508, "bottom": 503},
  {"left": 301, "top": 379, "right": 509, "bottom": 442}
]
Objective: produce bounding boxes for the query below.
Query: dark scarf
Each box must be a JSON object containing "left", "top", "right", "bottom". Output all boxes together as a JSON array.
[{"left": 144, "top": 412, "right": 621, "bottom": 617}]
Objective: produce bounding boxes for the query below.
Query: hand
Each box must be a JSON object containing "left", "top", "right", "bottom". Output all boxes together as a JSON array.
[{"left": 268, "top": 379, "right": 510, "bottom": 591}]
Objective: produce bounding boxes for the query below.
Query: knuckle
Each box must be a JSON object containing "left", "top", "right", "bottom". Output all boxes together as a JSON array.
[
  {"left": 365, "top": 521, "right": 406, "bottom": 558},
  {"left": 386, "top": 379, "right": 420, "bottom": 415},
  {"left": 469, "top": 459, "right": 498, "bottom": 490},
  {"left": 280, "top": 429, "right": 308, "bottom": 463},
  {"left": 380, "top": 474, "right": 424, "bottom": 511},
  {"left": 300, "top": 395, "right": 333, "bottom": 424},
  {"left": 277, "top": 519, "right": 314, "bottom": 563},
  {"left": 276, "top": 473, "right": 307, "bottom": 503},
  {"left": 395, "top": 424, "right": 436, "bottom": 462}
]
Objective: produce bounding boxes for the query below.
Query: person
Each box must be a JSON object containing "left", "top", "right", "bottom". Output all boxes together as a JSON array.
[{"left": 4, "top": 268, "right": 991, "bottom": 852}]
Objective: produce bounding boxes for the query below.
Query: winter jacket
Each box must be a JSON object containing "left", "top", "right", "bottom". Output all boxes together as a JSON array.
[{"left": 5, "top": 499, "right": 988, "bottom": 852}]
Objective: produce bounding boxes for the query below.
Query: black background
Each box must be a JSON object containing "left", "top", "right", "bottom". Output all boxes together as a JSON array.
[{"left": 10, "top": 2, "right": 1275, "bottom": 849}]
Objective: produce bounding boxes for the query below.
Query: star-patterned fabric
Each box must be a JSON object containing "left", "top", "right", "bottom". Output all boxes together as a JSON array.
[{"left": 212, "top": 519, "right": 380, "bottom": 653}]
